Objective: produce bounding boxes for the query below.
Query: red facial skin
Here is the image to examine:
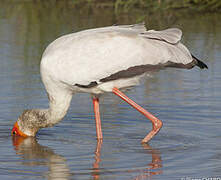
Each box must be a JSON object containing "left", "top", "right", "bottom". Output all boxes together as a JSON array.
[{"left": 11, "top": 122, "right": 28, "bottom": 137}]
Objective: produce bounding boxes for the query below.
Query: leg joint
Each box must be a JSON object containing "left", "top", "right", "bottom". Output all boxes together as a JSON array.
[{"left": 153, "top": 119, "right": 163, "bottom": 131}]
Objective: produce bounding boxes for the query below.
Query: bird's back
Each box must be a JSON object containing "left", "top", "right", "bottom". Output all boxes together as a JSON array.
[{"left": 40, "top": 24, "right": 195, "bottom": 89}]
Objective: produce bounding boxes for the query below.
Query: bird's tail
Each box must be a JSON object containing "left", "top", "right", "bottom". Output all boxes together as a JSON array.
[{"left": 191, "top": 54, "right": 208, "bottom": 69}]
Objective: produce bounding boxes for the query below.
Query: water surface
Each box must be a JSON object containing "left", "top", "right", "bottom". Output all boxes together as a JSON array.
[{"left": 0, "top": 1, "right": 221, "bottom": 179}]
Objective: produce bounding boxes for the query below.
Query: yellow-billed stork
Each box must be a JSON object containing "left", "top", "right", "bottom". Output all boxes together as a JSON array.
[{"left": 12, "top": 23, "right": 208, "bottom": 143}]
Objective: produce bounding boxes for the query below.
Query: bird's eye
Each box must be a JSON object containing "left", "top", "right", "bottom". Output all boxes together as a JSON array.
[{"left": 12, "top": 131, "right": 17, "bottom": 135}]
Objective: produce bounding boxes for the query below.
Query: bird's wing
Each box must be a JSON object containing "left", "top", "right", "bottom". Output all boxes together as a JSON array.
[
  {"left": 113, "top": 22, "right": 147, "bottom": 33},
  {"left": 42, "top": 23, "right": 146, "bottom": 57},
  {"left": 140, "top": 28, "right": 182, "bottom": 44},
  {"left": 92, "top": 24, "right": 182, "bottom": 44},
  {"left": 41, "top": 24, "right": 189, "bottom": 89},
  {"left": 72, "top": 22, "right": 147, "bottom": 36},
  {"left": 114, "top": 23, "right": 182, "bottom": 44}
]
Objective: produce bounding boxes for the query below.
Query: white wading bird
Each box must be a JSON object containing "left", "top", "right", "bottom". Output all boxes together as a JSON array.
[{"left": 12, "top": 23, "right": 207, "bottom": 143}]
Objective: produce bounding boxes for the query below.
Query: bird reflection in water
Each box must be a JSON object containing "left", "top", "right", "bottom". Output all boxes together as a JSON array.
[
  {"left": 92, "top": 139, "right": 103, "bottom": 180},
  {"left": 12, "top": 136, "right": 71, "bottom": 179},
  {"left": 12, "top": 137, "right": 162, "bottom": 179},
  {"left": 132, "top": 144, "right": 163, "bottom": 179},
  {"left": 91, "top": 141, "right": 162, "bottom": 180}
]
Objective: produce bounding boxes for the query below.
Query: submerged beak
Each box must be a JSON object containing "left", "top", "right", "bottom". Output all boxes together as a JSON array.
[{"left": 11, "top": 122, "right": 28, "bottom": 137}]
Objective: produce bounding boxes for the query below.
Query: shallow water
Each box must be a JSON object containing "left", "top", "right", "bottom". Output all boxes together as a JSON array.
[{"left": 1, "top": 1, "right": 221, "bottom": 179}]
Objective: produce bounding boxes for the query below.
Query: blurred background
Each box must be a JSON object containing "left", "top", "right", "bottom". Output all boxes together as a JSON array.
[{"left": 1, "top": 0, "right": 221, "bottom": 179}]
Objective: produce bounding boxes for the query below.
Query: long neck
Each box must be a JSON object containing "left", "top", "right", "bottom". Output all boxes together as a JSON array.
[
  {"left": 31, "top": 89, "right": 73, "bottom": 129},
  {"left": 45, "top": 89, "right": 73, "bottom": 127},
  {"left": 18, "top": 89, "right": 73, "bottom": 136}
]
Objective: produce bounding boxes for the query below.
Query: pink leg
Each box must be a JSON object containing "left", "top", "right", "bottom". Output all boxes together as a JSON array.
[
  {"left": 112, "top": 87, "right": 163, "bottom": 143},
  {"left": 93, "top": 97, "right": 103, "bottom": 140}
]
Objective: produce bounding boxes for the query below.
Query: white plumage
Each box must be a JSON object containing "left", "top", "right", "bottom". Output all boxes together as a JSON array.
[
  {"left": 40, "top": 23, "right": 192, "bottom": 94},
  {"left": 12, "top": 23, "right": 207, "bottom": 142}
]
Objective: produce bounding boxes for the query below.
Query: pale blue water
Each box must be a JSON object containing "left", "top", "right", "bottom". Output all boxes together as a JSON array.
[{"left": 0, "top": 2, "right": 221, "bottom": 180}]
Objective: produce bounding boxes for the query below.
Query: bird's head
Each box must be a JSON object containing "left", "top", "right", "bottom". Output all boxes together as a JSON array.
[{"left": 11, "top": 110, "right": 42, "bottom": 137}]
